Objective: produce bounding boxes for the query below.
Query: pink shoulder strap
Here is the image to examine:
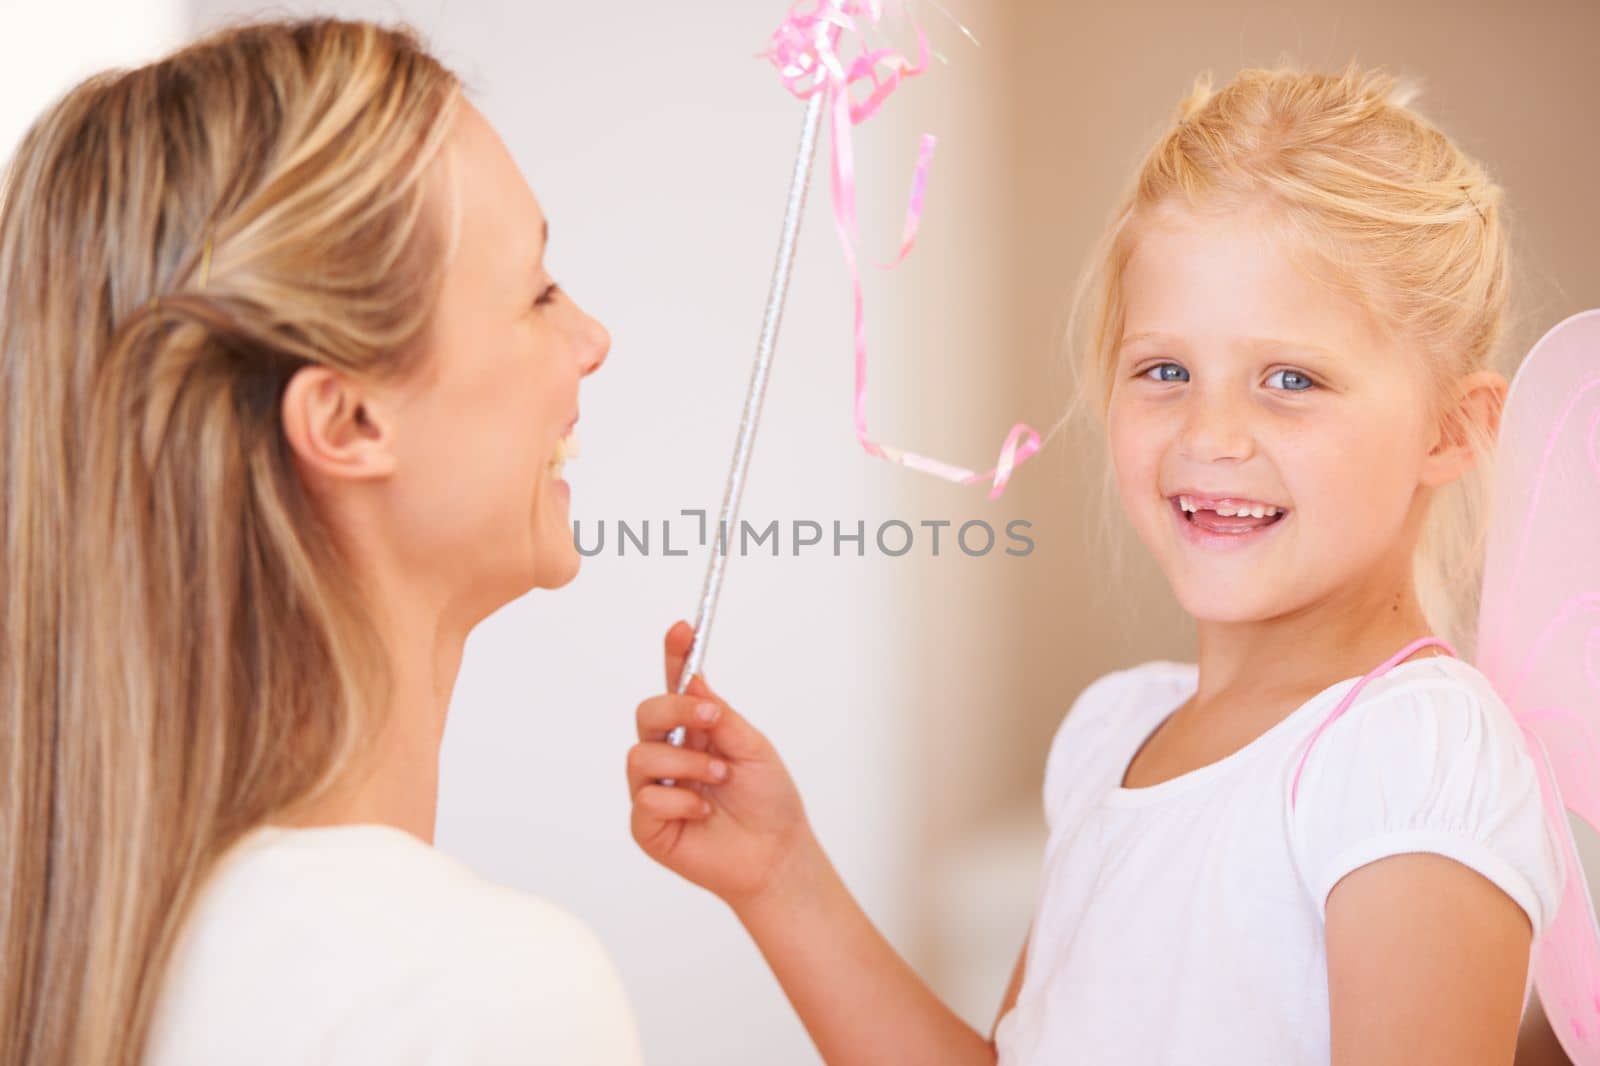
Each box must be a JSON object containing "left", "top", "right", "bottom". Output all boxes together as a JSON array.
[{"left": 1288, "top": 636, "right": 1458, "bottom": 809}]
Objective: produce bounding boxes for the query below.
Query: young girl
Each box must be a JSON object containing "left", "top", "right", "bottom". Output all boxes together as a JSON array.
[{"left": 626, "top": 64, "right": 1568, "bottom": 1065}]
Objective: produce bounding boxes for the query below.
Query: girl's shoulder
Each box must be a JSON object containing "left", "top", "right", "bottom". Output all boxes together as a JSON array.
[
  {"left": 1289, "top": 655, "right": 1565, "bottom": 938},
  {"left": 1042, "top": 661, "right": 1199, "bottom": 819},
  {"left": 1335, "top": 652, "right": 1505, "bottom": 710},
  {"left": 1297, "top": 654, "right": 1523, "bottom": 770},
  {"left": 146, "top": 824, "right": 642, "bottom": 1065},
  {"left": 1056, "top": 660, "right": 1200, "bottom": 740}
]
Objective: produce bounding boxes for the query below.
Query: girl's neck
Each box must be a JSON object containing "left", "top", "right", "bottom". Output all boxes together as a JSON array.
[{"left": 1190, "top": 568, "right": 1438, "bottom": 710}]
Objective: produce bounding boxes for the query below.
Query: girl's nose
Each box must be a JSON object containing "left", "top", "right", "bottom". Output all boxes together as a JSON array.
[{"left": 1178, "top": 391, "right": 1255, "bottom": 464}]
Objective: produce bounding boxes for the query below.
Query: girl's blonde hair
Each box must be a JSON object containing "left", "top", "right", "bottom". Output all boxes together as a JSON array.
[
  {"left": 1069, "top": 62, "right": 1510, "bottom": 647},
  {"left": 0, "top": 18, "right": 461, "bottom": 1064}
]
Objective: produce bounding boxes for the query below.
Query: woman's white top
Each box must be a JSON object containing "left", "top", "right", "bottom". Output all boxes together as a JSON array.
[
  {"left": 145, "top": 823, "right": 643, "bottom": 1065},
  {"left": 993, "top": 656, "right": 1565, "bottom": 1066}
]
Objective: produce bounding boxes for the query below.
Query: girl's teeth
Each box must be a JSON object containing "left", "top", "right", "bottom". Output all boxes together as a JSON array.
[{"left": 1174, "top": 496, "right": 1283, "bottom": 518}]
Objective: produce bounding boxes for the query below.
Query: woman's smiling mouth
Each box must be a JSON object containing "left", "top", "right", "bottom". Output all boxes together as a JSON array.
[{"left": 548, "top": 432, "right": 579, "bottom": 479}]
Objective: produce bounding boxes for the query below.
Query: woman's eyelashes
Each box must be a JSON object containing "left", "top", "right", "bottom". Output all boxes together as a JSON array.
[{"left": 533, "top": 281, "right": 561, "bottom": 309}]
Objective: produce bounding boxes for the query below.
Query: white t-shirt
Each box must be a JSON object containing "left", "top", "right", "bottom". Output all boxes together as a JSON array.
[
  {"left": 994, "top": 657, "right": 1565, "bottom": 1066},
  {"left": 145, "top": 823, "right": 643, "bottom": 1066}
]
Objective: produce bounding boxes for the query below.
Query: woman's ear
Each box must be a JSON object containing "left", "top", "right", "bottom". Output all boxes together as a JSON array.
[
  {"left": 280, "top": 365, "right": 398, "bottom": 485},
  {"left": 1420, "top": 369, "right": 1508, "bottom": 487}
]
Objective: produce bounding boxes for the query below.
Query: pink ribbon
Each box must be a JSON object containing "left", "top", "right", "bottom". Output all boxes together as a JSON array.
[{"left": 764, "top": 0, "right": 1042, "bottom": 500}]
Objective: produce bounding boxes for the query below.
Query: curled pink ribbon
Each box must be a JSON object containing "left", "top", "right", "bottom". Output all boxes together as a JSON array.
[{"left": 764, "top": 0, "right": 1042, "bottom": 500}]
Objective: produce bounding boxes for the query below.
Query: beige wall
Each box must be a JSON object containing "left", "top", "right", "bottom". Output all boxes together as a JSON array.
[{"left": 911, "top": 0, "right": 1600, "bottom": 1021}]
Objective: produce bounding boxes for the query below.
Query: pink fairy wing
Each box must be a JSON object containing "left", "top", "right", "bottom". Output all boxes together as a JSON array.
[{"left": 1477, "top": 309, "right": 1600, "bottom": 1064}]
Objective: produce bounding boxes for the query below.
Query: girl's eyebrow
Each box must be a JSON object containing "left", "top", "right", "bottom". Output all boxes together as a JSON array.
[
  {"left": 1118, "top": 330, "right": 1171, "bottom": 347},
  {"left": 1116, "top": 330, "right": 1177, "bottom": 356},
  {"left": 1237, "top": 336, "right": 1338, "bottom": 360},
  {"left": 1118, "top": 330, "right": 1338, "bottom": 360}
]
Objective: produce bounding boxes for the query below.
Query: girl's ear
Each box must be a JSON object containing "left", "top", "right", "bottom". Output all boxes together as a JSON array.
[
  {"left": 280, "top": 365, "right": 399, "bottom": 486},
  {"left": 1420, "top": 369, "right": 1507, "bottom": 488}
]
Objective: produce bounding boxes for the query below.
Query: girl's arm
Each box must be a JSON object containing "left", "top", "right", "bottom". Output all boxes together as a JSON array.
[
  {"left": 992, "top": 939, "right": 1028, "bottom": 1040},
  {"left": 1325, "top": 852, "right": 1534, "bottom": 1066},
  {"left": 1514, "top": 991, "right": 1575, "bottom": 1066},
  {"left": 627, "top": 622, "right": 999, "bottom": 1066},
  {"left": 733, "top": 832, "right": 999, "bottom": 1065}
]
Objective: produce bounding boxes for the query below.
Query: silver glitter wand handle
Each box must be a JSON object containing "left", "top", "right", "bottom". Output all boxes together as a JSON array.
[{"left": 663, "top": 93, "right": 827, "bottom": 773}]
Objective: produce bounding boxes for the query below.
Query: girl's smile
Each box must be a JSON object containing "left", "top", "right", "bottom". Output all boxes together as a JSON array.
[{"left": 1168, "top": 491, "right": 1290, "bottom": 551}]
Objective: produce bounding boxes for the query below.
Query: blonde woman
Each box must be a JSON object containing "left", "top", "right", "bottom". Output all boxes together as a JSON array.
[{"left": 0, "top": 18, "right": 637, "bottom": 1065}]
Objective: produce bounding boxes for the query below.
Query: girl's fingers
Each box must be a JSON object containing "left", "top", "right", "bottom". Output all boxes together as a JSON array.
[
  {"left": 663, "top": 620, "right": 694, "bottom": 692},
  {"left": 681, "top": 672, "right": 722, "bottom": 705},
  {"left": 639, "top": 692, "right": 764, "bottom": 762},
  {"left": 636, "top": 692, "right": 723, "bottom": 744},
  {"left": 634, "top": 783, "right": 713, "bottom": 824},
  {"left": 662, "top": 622, "right": 724, "bottom": 702},
  {"left": 626, "top": 741, "right": 730, "bottom": 796}
]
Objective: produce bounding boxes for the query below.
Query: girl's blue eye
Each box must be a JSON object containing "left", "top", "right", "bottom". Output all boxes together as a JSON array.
[
  {"left": 1266, "top": 369, "right": 1315, "bottom": 391},
  {"left": 1142, "top": 363, "right": 1189, "bottom": 383}
]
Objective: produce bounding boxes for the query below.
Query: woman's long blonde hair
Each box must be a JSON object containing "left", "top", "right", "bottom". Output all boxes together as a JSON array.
[
  {"left": 0, "top": 18, "right": 461, "bottom": 1064},
  {"left": 1068, "top": 62, "right": 1512, "bottom": 648}
]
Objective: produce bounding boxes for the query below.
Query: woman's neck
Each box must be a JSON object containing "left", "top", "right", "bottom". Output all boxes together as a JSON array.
[{"left": 278, "top": 574, "right": 470, "bottom": 845}]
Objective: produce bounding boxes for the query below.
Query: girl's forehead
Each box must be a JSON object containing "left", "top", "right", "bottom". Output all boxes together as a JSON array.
[
  {"left": 1121, "top": 208, "right": 1387, "bottom": 360},
  {"left": 1126, "top": 204, "right": 1306, "bottom": 292}
]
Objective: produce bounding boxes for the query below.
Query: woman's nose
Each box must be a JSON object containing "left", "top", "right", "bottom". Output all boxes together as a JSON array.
[
  {"left": 1178, "top": 390, "right": 1255, "bottom": 464},
  {"left": 574, "top": 304, "right": 611, "bottom": 378}
]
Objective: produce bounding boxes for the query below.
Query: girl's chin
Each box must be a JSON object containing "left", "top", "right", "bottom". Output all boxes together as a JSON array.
[
  {"left": 1184, "top": 607, "right": 1277, "bottom": 626},
  {"left": 1180, "top": 589, "right": 1326, "bottom": 627},
  {"left": 1169, "top": 583, "right": 1285, "bottom": 626}
]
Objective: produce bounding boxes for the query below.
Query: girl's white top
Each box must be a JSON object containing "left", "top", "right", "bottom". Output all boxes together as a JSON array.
[
  {"left": 145, "top": 823, "right": 643, "bottom": 1065},
  {"left": 994, "top": 656, "right": 1565, "bottom": 1066}
]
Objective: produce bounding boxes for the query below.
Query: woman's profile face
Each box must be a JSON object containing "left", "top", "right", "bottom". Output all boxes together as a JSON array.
[{"left": 386, "top": 100, "right": 610, "bottom": 616}]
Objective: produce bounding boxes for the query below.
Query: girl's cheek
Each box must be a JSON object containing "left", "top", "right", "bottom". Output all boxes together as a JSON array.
[{"left": 1111, "top": 415, "right": 1163, "bottom": 475}]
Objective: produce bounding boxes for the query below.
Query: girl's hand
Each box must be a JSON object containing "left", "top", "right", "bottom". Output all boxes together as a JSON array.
[
  {"left": 630, "top": 624, "right": 996, "bottom": 1066},
  {"left": 626, "top": 621, "right": 813, "bottom": 910}
]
